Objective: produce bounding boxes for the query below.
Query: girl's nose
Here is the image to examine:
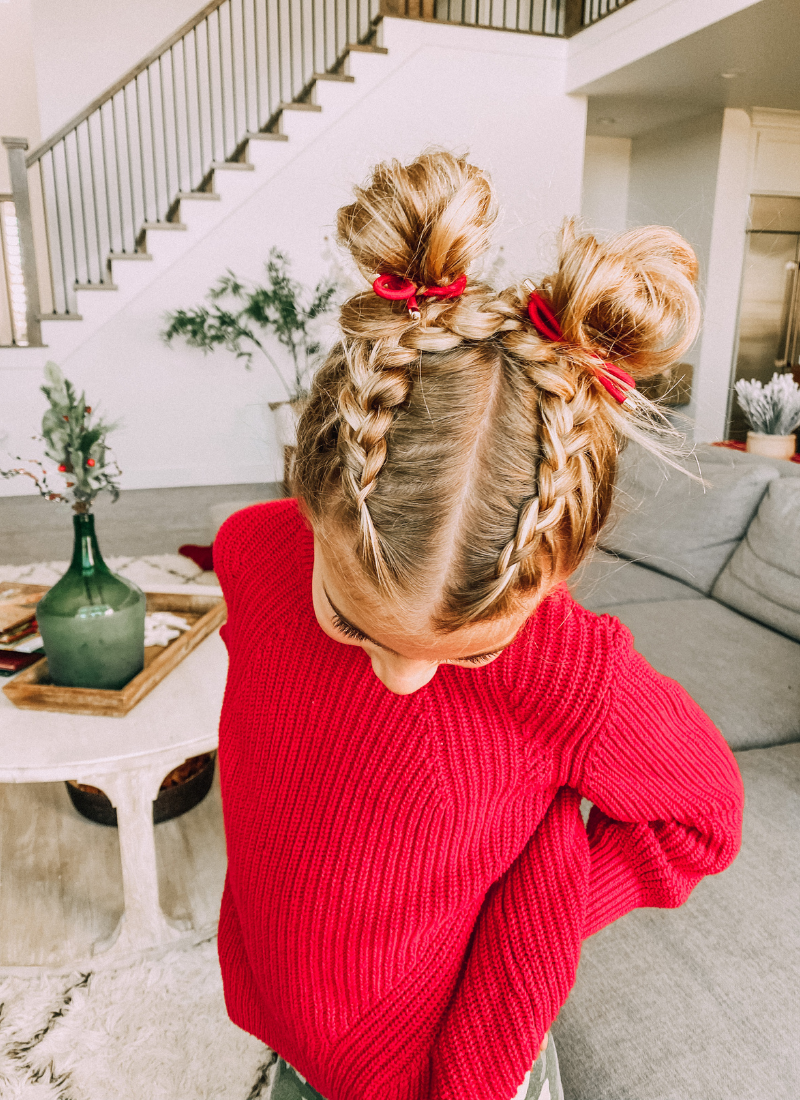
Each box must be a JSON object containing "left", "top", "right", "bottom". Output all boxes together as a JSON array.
[{"left": 368, "top": 650, "right": 439, "bottom": 695}]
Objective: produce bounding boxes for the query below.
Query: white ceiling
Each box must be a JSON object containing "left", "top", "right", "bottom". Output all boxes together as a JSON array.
[{"left": 571, "top": 0, "right": 800, "bottom": 137}]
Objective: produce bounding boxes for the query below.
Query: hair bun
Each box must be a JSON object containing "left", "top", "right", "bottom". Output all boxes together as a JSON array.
[
  {"left": 336, "top": 151, "right": 497, "bottom": 289},
  {"left": 543, "top": 220, "right": 701, "bottom": 379}
]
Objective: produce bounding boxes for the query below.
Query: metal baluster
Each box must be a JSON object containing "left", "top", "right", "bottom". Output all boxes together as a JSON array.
[
  {"left": 147, "top": 66, "right": 161, "bottom": 220},
  {"left": 170, "top": 47, "right": 183, "bottom": 193},
  {"left": 265, "top": 0, "right": 274, "bottom": 124},
  {"left": 288, "top": 0, "right": 295, "bottom": 103},
  {"left": 194, "top": 26, "right": 206, "bottom": 174},
  {"left": 310, "top": 0, "right": 316, "bottom": 77},
  {"left": 38, "top": 159, "right": 56, "bottom": 313},
  {"left": 158, "top": 56, "right": 172, "bottom": 205},
  {"left": 123, "top": 84, "right": 138, "bottom": 250},
  {"left": 99, "top": 104, "right": 115, "bottom": 256},
  {"left": 134, "top": 74, "right": 150, "bottom": 227},
  {"left": 85, "top": 119, "right": 104, "bottom": 281},
  {"left": 299, "top": 0, "right": 306, "bottom": 87},
  {"left": 253, "top": 0, "right": 262, "bottom": 130},
  {"left": 73, "top": 127, "right": 93, "bottom": 283},
  {"left": 111, "top": 93, "right": 127, "bottom": 255},
  {"left": 48, "top": 152, "right": 69, "bottom": 313},
  {"left": 276, "top": 0, "right": 285, "bottom": 111},
  {"left": 241, "top": 0, "right": 250, "bottom": 136},
  {"left": 218, "top": 7, "right": 228, "bottom": 155},
  {"left": 206, "top": 18, "right": 218, "bottom": 161},
  {"left": 322, "top": 0, "right": 328, "bottom": 75},
  {"left": 182, "top": 40, "right": 195, "bottom": 187},
  {"left": 61, "top": 137, "right": 80, "bottom": 292},
  {"left": 229, "top": 1, "right": 239, "bottom": 151}
]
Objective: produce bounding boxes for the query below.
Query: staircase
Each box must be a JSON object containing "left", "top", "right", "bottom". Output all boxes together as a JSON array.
[{"left": 0, "top": 0, "right": 640, "bottom": 352}]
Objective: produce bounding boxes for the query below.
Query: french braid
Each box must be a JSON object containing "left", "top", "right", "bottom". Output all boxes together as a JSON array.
[{"left": 293, "top": 151, "right": 700, "bottom": 629}]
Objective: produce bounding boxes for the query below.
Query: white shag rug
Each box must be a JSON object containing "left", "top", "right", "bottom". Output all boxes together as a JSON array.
[{"left": 0, "top": 935, "right": 276, "bottom": 1100}]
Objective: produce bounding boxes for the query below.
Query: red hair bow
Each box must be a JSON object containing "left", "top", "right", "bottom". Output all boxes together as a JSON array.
[
  {"left": 373, "top": 273, "right": 467, "bottom": 319},
  {"left": 525, "top": 289, "right": 636, "bottom": 409}
]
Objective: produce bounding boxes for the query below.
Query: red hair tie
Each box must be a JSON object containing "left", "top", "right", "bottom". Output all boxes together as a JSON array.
[
  {"left": 525, "top": 287, "right": 636, "bottom": 409},
  {"left": 373, "top": 273, "right": 467, "bottom": 320}
]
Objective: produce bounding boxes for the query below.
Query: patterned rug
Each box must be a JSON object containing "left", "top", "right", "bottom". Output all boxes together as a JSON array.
[
  {"left": 0, "top": 936, "right": 277, "bottom": 1100},
  {"left": 0, "top": 554, "right": 219, "bottom": 589}
]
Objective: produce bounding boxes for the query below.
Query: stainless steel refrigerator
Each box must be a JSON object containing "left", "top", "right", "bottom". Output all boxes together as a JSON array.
[{"left": 728, "top": 195, "right": 800, "bottom": 440}]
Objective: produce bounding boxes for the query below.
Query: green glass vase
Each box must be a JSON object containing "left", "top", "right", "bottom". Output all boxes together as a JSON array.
[{"left": 36, "top": 512, "right": 146, "bottom": 689}]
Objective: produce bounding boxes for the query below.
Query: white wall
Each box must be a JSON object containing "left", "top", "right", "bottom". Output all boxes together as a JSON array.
[
  {"left": 625, "top": 111, "right": 725, "bottom": 418},
  {"left": 0, "top": 0, "right": 41, "bottom": 193},
  {"left": 0, "top": 18, "right": 588, "bottom": 493},
  {"left": 31, "top": 0, "right": 205, "bottom": 138},
  {"left": 581, "top": 135, "right": 631, "bottom": 235}
]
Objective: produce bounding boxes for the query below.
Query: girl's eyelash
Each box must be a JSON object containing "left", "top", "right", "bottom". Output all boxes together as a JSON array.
[
  {"left": 331, "top": 610, "right": 500, "bottom": 664},
  {"left": 332, "top": 613, "right": 368, "bottom": 642},
  {"left": 454, "top": 651, "right": 501, "bottom": 665}
]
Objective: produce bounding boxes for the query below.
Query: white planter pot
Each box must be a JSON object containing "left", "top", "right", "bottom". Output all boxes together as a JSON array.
[{"left": 745, "top": 431, "right": 797, "bottom": 460}]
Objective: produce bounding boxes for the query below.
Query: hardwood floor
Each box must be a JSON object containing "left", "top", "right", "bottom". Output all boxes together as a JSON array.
[
  {"left": 0, "top": 481, "right": 283, "bottom": 565},
  {"left": 0, "top": 767, "right": 227, "bottom": 968}
]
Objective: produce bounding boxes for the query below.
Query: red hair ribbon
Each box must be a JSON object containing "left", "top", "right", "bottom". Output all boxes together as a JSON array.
[
  {"left": 373, "top": 273, "right": 467, "bottom": 320},
  {"left": 525, "top": 288, "right": 636, "bottom": 409}
]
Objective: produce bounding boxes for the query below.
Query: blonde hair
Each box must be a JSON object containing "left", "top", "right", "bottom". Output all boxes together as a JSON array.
[{"left": 294, "top": 151, "right": 700, "bottom": 629}]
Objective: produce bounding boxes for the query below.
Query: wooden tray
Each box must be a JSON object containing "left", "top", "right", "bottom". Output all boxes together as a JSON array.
[{"left": 2, "top": 588, "right": 226, "bottom": 717}]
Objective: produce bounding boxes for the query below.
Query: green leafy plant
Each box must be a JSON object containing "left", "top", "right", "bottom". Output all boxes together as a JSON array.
[
  {"left": 161, "top": 248, "right": 337, "bottom": 400},
  {"left": 735, "top": 372, "right": 800, "bottom": 435},
  {"left": 1, "top": 362, "right": 121, "bottom": 513}
]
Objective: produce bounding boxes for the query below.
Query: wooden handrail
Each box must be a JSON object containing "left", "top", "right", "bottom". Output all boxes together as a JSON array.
[{"left": 26, "top": 0, "right": 228, "bottom": 166}]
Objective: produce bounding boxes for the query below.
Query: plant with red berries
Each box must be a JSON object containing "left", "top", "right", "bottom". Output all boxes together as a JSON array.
[{"left": 1, "top": 362, "right": 121, "bottom": 512}]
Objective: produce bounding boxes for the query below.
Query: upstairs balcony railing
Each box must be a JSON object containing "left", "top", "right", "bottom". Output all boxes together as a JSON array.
[{"left": 2, "top": 0, "right": 637, "bottom": 345}]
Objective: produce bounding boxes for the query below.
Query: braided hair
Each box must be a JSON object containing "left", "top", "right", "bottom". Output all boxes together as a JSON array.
[{"left": 294, "top": 151, "right": 700, "bottom": 629}]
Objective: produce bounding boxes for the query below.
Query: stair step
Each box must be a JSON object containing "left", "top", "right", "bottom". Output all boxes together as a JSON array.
[
  {"left": 140, "top": 221, "right": 187, "bottom": 231},
  {"left": 39, "top": 312, "right": 84, "bottom": 321},
  {"left": 108, "top": 252, "right": 153, "bottom": 261},
  {"left": 175, "top": 191, "right": 221, "bottom": 201},
  {"left": 278, "top": 101, "right": 322, "bottom": 113},
  {"left": 245, "top": 131, "right": 289, "bottom": 142},
  {"left": 74, "top": 282, "right": 118, "bottom": 291},
  {"left": 210, "top": 161, "right": 255, "bottom": 171},
  {"left": 346, "top": 43, "right": 389, "bottom": 54},
  {"left": 312, "top": 72, "right": 355, "bottom": 83}
]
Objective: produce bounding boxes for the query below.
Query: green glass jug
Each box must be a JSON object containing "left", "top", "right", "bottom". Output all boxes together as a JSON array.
[{"left": 36, "top": 512, "right": 146, "bottom": 689}]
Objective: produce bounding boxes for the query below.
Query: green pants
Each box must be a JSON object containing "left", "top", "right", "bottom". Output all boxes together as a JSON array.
[{"left": 271, "top": 1033, "right": 564, "bottom": 1100}]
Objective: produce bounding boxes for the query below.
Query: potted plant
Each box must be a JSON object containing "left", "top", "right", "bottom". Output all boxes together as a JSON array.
[
  {"left": 735, "top": 372, "right": 800, "bottom": 459},
  {"left": 1, "top": 362, "right": 146, "bottom": 689},
  {"left": 162, "top": 248, "right": 337, "bottom": 481},
  {"left": 2, "top": 363, "right": 217, "bottom": 826}
]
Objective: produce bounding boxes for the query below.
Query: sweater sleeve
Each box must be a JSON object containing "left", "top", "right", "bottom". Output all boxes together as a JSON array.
[
  {"left": 428, "top": 787, "right": 591, "bottom": 1100},
  {"left": 429, "top": 619, "right": 744, "bottom": 1100},
  {"left": 576, "top": 622, "right": 744, "bottom": 939}
]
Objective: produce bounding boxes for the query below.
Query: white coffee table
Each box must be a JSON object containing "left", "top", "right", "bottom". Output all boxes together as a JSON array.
[{"left": 0, "top": 583, "right": 227, "bottom": 966}]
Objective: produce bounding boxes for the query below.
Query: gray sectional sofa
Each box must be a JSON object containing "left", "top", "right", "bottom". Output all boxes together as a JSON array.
[{"left": 553, "top": 442, "right": 800, "bottom": 1100}]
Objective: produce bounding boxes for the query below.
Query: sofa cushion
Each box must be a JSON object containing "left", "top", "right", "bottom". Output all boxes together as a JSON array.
[
  {"left": 700, "top": 441, "right": 800, "bottom": 478},
  {"left": 568, "top": 549, "right": 705, "bottom": 612},
  {"left": 602, "top": 598, "right": 800, "bottom": 750},
  {"left": 552, "top": 742, "right": 800, "bottom": 1100},
  {"left": 600, "top": 441, "right": 780, "bottom": 593},
  {"left": 712, "top": 479, "right": 800, "bottom": 642}
]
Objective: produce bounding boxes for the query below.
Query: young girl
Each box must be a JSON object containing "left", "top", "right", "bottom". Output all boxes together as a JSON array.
[{"left": 214, "top": 151, "right": 744, "bottom": 1100}]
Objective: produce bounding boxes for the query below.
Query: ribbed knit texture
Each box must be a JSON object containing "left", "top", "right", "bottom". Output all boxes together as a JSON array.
[{"left": 215, "top": 500, "right": 744, "bottom": 1100}]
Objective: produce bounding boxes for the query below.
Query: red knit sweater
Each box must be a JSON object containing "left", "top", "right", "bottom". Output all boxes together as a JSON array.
[{"left": 215, "top": 499, "right": 744, "bottom": 1100}]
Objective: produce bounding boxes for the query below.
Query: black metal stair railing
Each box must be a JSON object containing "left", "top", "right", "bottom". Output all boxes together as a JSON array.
[
  {"left": 23, "top": 0, "right": 382, "bottom": 319},
  {"left": 5, "top": 0, "right": 638, "bottom": 337}
]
